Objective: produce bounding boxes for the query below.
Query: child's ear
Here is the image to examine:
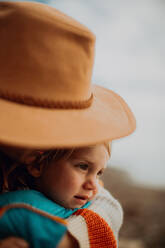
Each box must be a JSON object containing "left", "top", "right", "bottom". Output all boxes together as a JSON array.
[{"left": 26, "top": 164, "right": 44, "bottom": 178}]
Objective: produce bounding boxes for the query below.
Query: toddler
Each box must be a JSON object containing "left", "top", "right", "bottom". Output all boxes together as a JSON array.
[{"left": 0, "top": 143, "right": 114, "bottom": 248}]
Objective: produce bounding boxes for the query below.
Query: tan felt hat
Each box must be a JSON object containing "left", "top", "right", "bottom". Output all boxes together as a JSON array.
[{"left": 0, "top": 1, "right": 136, "bottom": 149}]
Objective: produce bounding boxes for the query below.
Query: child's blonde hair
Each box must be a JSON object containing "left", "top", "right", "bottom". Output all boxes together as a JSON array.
[{"left": 0, "top": 143, "right": 111, "bottom": 193}]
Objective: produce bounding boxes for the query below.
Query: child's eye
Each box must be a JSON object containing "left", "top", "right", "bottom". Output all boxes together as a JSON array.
[
  {"left": 97, "top": 170, "right": 103, "bottom": 177},
  {"left": 78, "top": 163, "right": 89, "bottom": 171}
]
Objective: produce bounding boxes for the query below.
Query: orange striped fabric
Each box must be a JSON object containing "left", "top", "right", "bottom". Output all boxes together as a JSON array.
[{"left": 74, "top": 209, "right": 117, "bottom": 248}]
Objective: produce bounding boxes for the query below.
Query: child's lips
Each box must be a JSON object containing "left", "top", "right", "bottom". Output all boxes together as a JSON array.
[
  {"left": 74, "top": 195, "right": 89, "bottom": 200},
  {"left": 74, "top": 195, "right": 89, "bottom": 205}
]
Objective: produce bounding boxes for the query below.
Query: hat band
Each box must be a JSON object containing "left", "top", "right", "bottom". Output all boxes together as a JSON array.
[{"left": 0, "top": 90, "right": 93, "bottom": 109}]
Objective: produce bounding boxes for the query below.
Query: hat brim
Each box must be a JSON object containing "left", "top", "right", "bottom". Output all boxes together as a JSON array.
[{"left": 0, "top": 84, "right": 136, "bottom": 149}]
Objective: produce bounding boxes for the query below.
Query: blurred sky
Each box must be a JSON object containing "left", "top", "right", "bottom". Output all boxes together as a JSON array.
[{"left": 4, "top": 0, "right": 165, "bottom": 188}]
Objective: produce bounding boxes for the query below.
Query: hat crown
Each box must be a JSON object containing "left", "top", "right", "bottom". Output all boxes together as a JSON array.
[{"left": 0, "top": 2, "right": 95, "bottom": 106}]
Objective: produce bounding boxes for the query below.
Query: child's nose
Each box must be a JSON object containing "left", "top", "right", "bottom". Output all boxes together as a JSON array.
[{"left": 83, "top": 177, "right": 98, "bottom": 191}]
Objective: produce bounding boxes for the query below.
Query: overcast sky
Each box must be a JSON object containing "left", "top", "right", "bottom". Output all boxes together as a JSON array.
[
  {"left": 49, "top": 0, "right": 165, "bottom": 188},
  {"left": 5, "top": 0, "right": 165, "bottom": 188}
]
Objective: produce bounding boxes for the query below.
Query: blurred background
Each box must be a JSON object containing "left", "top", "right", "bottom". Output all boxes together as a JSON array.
[
  {"left": 50, "top": 0, "right": 165, "bottom": 190},
  {"left": 2, "top": 0, "right": 165, "bottom": 247}
]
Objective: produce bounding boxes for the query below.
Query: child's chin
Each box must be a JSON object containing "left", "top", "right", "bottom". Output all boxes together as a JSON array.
[
  {"left": 64, "top": 201, "right": 85, "bottom": 209},
  {"left": 73, "top": 203, "right": 84, "bottom": 209},
  {"left": 60, "top": 202, "right": 80, "bottom": 209},
  {"left": 62, "top": 198, "right": 87, "bottom": 209},
  {"left": 72, "top": 198, "right": 87, "bottom": 208}
]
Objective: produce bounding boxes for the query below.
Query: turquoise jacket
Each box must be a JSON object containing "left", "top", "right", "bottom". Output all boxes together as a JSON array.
[{"left": 0, "top": 190, "right": 91, "bottom": 248}]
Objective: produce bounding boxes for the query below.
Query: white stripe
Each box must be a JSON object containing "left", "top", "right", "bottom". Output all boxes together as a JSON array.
[{"left": 67, "top": 214, "right": 90, "bottom": 248}]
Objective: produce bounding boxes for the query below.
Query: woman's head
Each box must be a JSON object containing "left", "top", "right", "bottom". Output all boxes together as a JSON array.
[{"left": 0, "top": 143, "right": 111, "bottom": 208}]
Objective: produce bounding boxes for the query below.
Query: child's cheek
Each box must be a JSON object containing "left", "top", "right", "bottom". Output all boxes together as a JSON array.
[
  {"left": 88, "top": 188, "right": 98, "bottom": 201},
  {"left": 66, "top": 170, "right": 81, "bottom": 191},
  {"left": 88, "top": 179, "right": 103, "bottom": 201}
]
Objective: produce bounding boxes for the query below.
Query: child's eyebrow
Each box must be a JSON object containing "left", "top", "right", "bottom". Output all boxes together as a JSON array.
[
  {"left": 71, "top": 158, "right": 94, "bottom": 166},
  {"left": 81, "top": 159, "right": 95, "bottom": 166}
]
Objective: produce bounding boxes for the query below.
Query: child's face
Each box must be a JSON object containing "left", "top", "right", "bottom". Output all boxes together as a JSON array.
[{"left": 34, "top": 144, "right": 109, "bottom": 209}]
